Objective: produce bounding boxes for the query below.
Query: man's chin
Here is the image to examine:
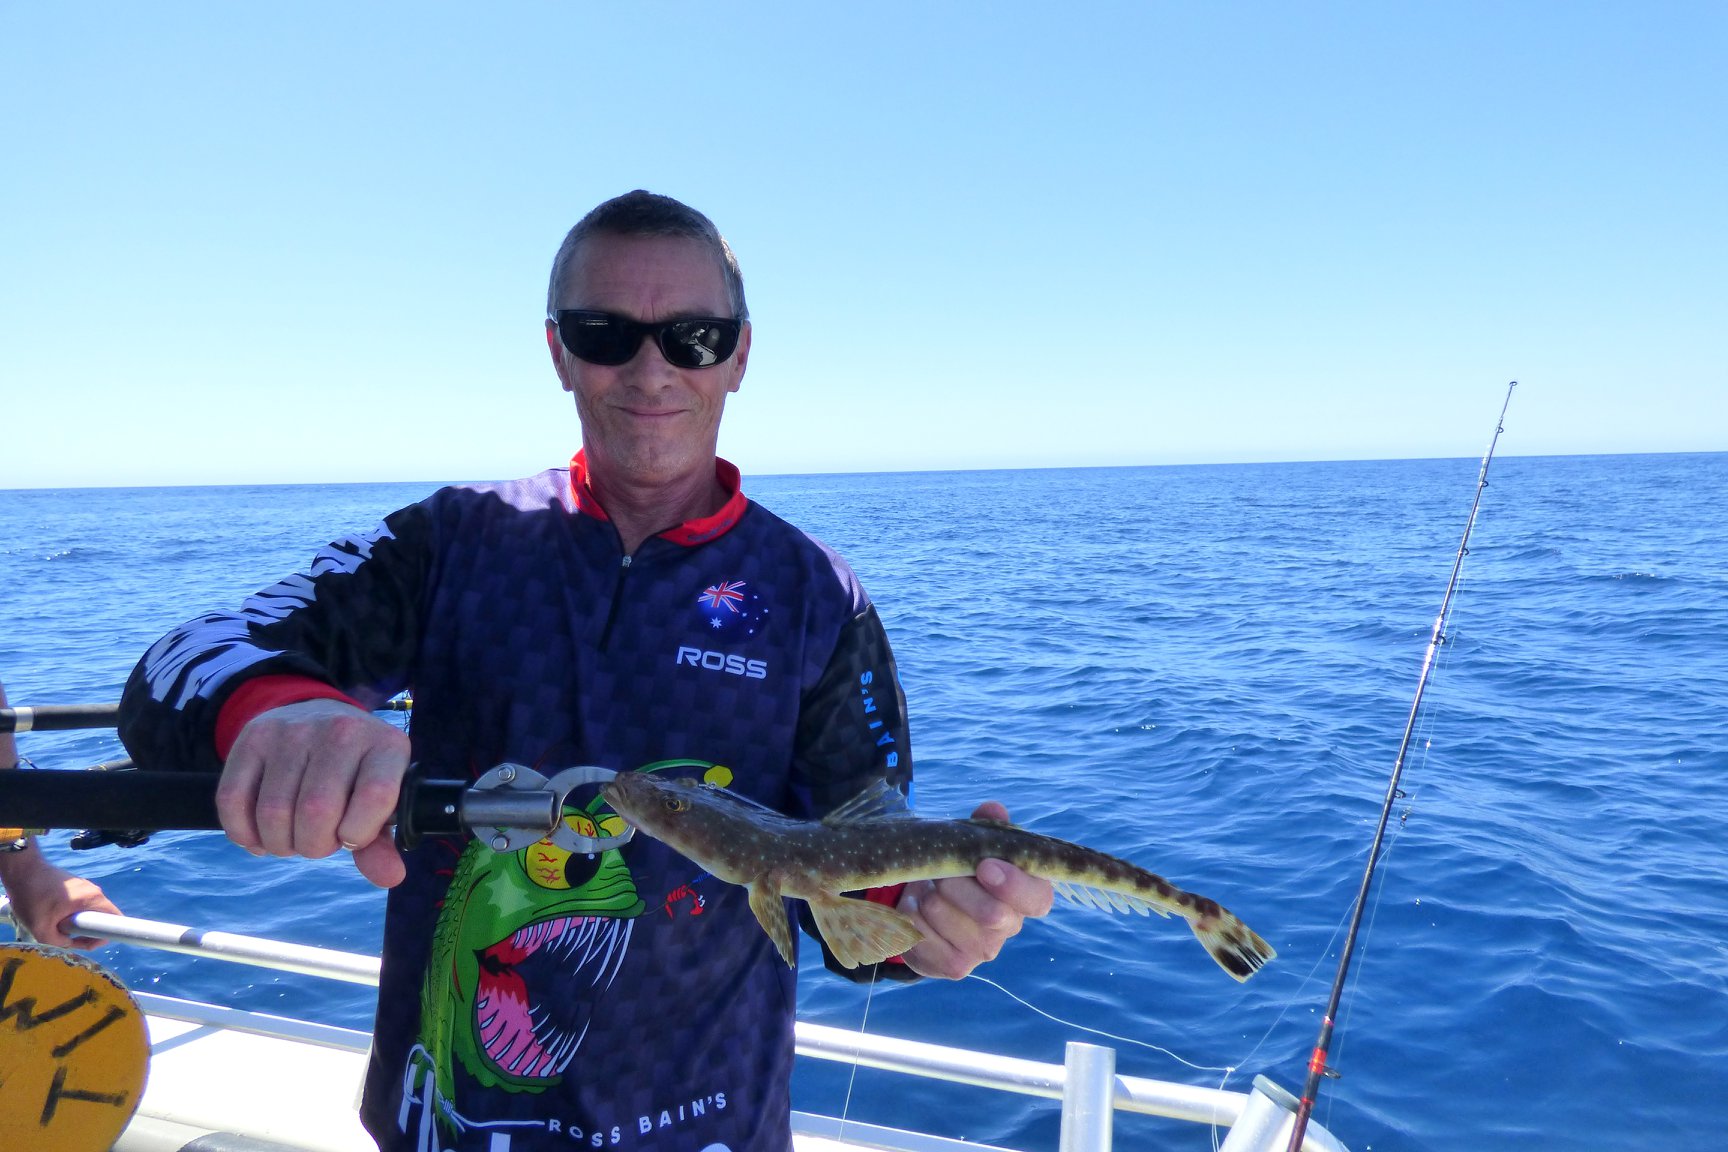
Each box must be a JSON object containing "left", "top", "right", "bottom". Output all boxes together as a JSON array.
[{"left": 586, "top": 443, "right": 716, "bottom": 491}]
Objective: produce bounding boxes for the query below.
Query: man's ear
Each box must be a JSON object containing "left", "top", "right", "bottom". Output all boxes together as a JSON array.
[
  {"left": 729, "top": 321, "right": 752, "bottom": 393},
  {"left": 546, "top": 321, "right": 573, "bottom": 392}
]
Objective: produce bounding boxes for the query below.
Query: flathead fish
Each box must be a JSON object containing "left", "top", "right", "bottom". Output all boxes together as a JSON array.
[{"left": 600, "top": 773, "right": 1275, "bottom": 981}]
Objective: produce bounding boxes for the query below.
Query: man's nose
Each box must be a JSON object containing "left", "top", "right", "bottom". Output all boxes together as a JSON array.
[{"left": 618, "top": 335, "right": 679, "bottom": 386}]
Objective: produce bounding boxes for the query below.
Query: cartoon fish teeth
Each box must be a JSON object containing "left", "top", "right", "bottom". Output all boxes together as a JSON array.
[
  {"left": 417, "top": 810, "right": 644, "bottom": 1132},
  {"left": 473, "top": 913, "right": 634, "bottom": 1079},
  {"left": 602, "top": 772, "right": 1276, "bottom": 982}
]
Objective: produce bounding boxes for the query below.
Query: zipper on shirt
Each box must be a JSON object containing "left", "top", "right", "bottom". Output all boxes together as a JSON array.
[{"left": 598, "top": 553, "right": 631, "bottom": 651}]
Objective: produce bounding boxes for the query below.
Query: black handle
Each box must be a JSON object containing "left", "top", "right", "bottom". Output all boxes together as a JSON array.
[
  {"left": 396, "top": 777, "right": 469, "bottom": 847},
  {"left": 0, "top": 769, "right": 219, "bottom": 830}
]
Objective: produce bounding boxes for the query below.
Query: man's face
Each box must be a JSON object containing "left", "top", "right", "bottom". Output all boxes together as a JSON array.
[{"left": 547, "top": 232, "right": 750, "bottom": 492}]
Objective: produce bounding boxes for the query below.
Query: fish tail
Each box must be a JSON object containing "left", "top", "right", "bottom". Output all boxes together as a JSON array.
[
  {"left": 1188, "top": 905, "right": 1277, "bottom": 983},
  {"left": 1026, "top": 846, "right": 1276, "bottom": 981}
]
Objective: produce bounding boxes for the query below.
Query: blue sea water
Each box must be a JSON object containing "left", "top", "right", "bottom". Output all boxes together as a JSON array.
[{"left": 2, "top": 453, "right": 1725, "bottom": 1151}]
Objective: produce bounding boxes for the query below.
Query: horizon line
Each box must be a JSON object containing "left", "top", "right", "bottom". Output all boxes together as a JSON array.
[{"left": 1, "top": 447, "right": 1721, "bottom": 494}]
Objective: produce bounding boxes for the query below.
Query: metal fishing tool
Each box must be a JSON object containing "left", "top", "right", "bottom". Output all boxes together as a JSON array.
[
  {"left": 0, "top": 762, "right": 633, "bottom": 854},
  {"left": 1284, "top": 381, "right": 1517, "bottom": 1151},
  {"left": 1, "top": 699, "right": 626, "bottom": 856},
  {"left": 1, "top": 695, "right": 629, "bottom": 853}
]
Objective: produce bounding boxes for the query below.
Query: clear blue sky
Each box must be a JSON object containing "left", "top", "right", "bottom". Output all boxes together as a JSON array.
[{"left": 2, "top": 3, "right": 1722, "bottom": 488}]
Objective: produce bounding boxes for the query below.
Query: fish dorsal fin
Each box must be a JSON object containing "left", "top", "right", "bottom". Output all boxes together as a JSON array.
[
  {"left": 822, "top": 779, "right": 913, "bottom": 826},
  {"left": 695, "top": 782, "right": 784, "bottom": 816}
]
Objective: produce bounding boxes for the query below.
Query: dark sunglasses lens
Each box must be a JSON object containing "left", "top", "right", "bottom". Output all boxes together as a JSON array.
[
  {"left": 658, "top": 320, "right": 740, "bottom": 369},
  {"left": 558, "top": 314, "right": 640, "bottom": 366}
]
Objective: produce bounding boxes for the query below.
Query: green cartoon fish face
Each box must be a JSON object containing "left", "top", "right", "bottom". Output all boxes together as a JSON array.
[{"left": 417, "top": 804, "right": 644, "bottom": 1112}]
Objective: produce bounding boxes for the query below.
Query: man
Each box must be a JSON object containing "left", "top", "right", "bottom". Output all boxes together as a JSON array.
[{"left": 118, "top": 191, "right": 1052, "bottom": 1152}]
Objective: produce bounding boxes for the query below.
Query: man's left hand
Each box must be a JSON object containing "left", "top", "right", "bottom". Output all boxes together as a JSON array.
[{"left": 898, "top": 801, "right": 1055, "bottom": 979}]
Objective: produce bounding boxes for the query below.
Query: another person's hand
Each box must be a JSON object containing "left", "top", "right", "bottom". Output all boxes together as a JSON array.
[
  {"left": 220, "top": 698, "right": 412, "bottom": 888},
  {"left": 898, "top": 801, "right": 1055, "bottom": 979},
  {"left": 3, "top": 857, "right": 123, "bottom": 949}
]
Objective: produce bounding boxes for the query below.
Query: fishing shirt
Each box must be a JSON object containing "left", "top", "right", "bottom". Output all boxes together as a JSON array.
[{"left": 116, "top": 454, "right": 915, "bottom": 1152}]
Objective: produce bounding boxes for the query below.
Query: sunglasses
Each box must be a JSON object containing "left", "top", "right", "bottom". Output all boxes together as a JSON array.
[{"left": 550, "top": 309, "right": 743, "bottom": 369}]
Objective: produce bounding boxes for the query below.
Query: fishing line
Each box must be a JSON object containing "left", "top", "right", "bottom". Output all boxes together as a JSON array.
[
  {"left": 968, "top": 859, "right": 1373, "bottom": 1080},
  {"left": 1200, "top": 889, "right": 1398, "bottom": 1152},
  {"left": 1319, "top": 701, "right": 1450, "bottom": 1132},
  {"left": 1323, "top": 493, "right": 1493, "bottom": 1103},
  {"left": 1231, "top": 489, "right": 1500, "bottom": 1127},
  {"left": 835, "top": 959, "right": 885, "bottom": 1144},
  {"left": 1302, "top": 451, "right": 1501, "bottom": 1140},
  {"left": 966, "top": 974, "right": 1247, "bottom": 1152},
  {"left": 1285, "top": 382, "right": 1516, "bottom": 1152},
  {"left": 836, "top": 994, "right": 870, "bottom": 1141},
  {"left": 965, "top": 973, "right": 1236, "bottom": 1074},
  {"left": 936, "top": 883, "right": 1366, "bottom": 1150}
]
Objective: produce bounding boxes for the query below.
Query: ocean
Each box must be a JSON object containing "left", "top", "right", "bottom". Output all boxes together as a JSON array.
[{"left": 2, "top": 453, "right": 1724, "bottom": 1151}]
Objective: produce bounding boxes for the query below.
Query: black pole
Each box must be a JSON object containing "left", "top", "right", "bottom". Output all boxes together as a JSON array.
[
  {"left": 0, "top": 767, "right": 550, "bottom": 845},
  {"left": 1285, "top": 382, "right": 1516, "bottom": 1152},
  {"left": 0, "top": 769, "right": 220, "bottom": 830}
]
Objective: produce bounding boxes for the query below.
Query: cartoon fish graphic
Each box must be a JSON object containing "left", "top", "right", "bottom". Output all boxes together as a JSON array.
[
  {"left": 600, "top": 773, "right": 1275, "bottom": 981},
  {"left": 416, "top": 804, "right": 643, "bottom": 1128}
]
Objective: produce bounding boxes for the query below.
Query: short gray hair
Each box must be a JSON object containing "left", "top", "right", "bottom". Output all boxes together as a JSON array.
[{"left": 546, "top": 190, "right": 748, "bottom": 320}]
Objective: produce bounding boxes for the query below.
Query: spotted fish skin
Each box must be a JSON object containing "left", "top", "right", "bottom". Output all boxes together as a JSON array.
[{"left": 600, "top": 773, "right": 1275, "bottom": 982}]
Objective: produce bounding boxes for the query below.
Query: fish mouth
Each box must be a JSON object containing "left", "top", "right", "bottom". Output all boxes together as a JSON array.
[{"left": 472, "top": 914, "right": 633, "bottom": 1082}]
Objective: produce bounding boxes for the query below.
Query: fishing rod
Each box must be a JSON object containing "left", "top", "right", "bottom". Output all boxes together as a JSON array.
[{"left": 1285, "top": 381, "right": 1516, "bottom": 1152}]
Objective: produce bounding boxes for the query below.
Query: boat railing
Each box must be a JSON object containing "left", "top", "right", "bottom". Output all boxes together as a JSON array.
[{"left": 1, "top": 903, "right": 1348, "bottom": 1152}]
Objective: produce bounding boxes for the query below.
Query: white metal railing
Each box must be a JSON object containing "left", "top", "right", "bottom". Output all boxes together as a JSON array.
[
  {"left": 54, "top": 908, "right": 383, "bottom": 983},
  {"left": 1, "top": 902, "right": 1349, "bottom": 1152}
]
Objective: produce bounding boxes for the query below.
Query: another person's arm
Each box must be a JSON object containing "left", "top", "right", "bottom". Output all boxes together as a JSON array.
[{"left": 0, "top": 679, "right": 123, "bottom": 948}]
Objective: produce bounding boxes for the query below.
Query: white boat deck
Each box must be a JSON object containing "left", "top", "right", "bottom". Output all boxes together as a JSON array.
[{"left": 119, "top": 995, "right": 374, "bottom": 1152}]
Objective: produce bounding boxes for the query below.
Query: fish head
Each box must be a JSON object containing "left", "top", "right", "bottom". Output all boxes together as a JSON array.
[
  {"left": 600, "top": 772, "right": 707, "bottom": 847},
  {"left": 601, "top": 770, "right": 787, "bottom": 884}
]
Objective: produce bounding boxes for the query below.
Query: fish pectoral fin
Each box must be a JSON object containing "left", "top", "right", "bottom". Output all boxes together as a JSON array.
[
  {"left": 747, "top": 882, "right": 798, "bottom": 967},
  {"left": 804, "top": 889, "right": 924, "bottom": 970}
]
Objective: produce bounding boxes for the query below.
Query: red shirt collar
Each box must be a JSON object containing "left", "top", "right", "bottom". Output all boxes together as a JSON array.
[{"left": 567, "top": 449, "right": 748, "bottom": 546}]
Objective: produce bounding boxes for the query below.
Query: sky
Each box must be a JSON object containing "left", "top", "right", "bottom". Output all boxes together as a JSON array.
[{"left": 2, "top": 2, "right": 1722, "bottom": 488}]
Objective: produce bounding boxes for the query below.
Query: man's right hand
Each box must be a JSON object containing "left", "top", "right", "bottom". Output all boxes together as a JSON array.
[{"left": 218, "top": 698, "right": 411, "bottom": 888}]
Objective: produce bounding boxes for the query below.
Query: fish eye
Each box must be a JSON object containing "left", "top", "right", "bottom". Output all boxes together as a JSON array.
[{"left": 663, "top": 796, "right": 690, "bottom": 814}]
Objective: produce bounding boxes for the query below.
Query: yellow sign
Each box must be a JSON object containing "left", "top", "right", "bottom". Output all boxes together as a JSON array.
[{"left": 0, "top": 943, "right": 148, "bottom": 1150}]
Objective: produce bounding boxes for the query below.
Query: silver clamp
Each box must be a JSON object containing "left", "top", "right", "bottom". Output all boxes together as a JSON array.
[
  {"left": 458, "top": 763, "right": 636, "bottom": 854},
  {"left": 544, "top": 765, "right": 635, "bottom": 854},
  {"left": 464, "top": 763, "right": 559, "bottom": 853}
]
